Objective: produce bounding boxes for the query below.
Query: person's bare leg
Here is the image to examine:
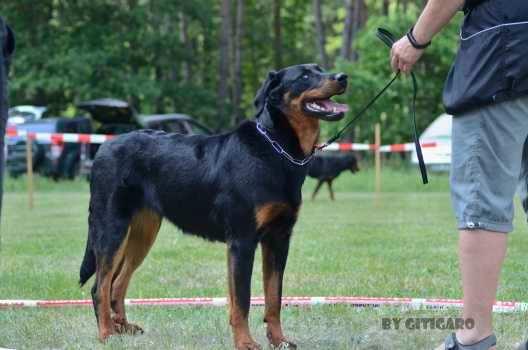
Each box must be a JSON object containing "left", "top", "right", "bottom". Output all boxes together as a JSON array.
[{"left": 436, "top": 229, "right": 506, "bottom": 349}]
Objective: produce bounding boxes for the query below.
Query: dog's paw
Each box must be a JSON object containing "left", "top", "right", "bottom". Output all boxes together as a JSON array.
[
  {"left": 113, "top": 320, "right": 144, "bottom": 335},
  {"left": 269, "top": 340, "right": 297, "bottom": 350},
  {"left": 98, "top": 329, "right": 115, "bottom": 343},
  {"left": 236, "top": 340, "right": 262, "bottom": 350}
]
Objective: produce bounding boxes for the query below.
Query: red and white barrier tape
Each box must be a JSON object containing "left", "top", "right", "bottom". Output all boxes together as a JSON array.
[
  {"left": 6, "top": 128, "right": 113, "bottom": 145},
  {"left": 322, "top": 142, "right": 438, "bottom": 153},
  {"left": 6, "top": 128, "right": 438, "bottom": 153},
  {"left": 0, "top": 296, "right": 525, "bottom": 313}
]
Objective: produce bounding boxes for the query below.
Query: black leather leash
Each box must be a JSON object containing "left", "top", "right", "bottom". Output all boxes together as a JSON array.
[{"left": 316, "top": 27, "right": 428, "bottom": 185}]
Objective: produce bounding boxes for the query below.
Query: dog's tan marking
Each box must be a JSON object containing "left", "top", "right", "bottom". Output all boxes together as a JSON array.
[
  {"left": 255, "top": 202, "right": 292, "bottom": 230},
  {"left": 97, "top": 230, "right": 130, "bottom": 342},
  {"left": 285, "top": 92, "right": 320, "bottom": 155},
  {"left": 227, "top": 249, "right": 261, "bottom": 349},
  {"left": 110, "top": 208, "right": 161, "bottom": 333},
  {"left": 284, "top": 79, "right": 344, "bottom": 155},
  {"left": 261, "top": 243, "right": 287, "bottom": 347}
]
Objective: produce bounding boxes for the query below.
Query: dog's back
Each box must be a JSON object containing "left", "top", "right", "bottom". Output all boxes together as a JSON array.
[{"left": 308, "top": 153, "right": 358, "bottom": 181}]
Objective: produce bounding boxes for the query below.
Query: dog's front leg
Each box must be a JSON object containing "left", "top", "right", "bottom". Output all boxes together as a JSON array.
[
  {"left": 227, "top": 239, "right": 261, "bottom": 350},
  {"left": 261, "top": 234, "right": 297, "bottom": 349},
  {"left": 311, "top": 180, "right": 324, "bottom": 200}
]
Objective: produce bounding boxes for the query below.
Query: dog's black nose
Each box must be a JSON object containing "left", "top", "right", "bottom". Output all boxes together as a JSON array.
[{"left": 335, "top": 73, "right": 348, "bottom": 86}]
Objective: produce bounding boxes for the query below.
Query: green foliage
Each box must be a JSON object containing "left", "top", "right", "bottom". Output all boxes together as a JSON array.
[
  {"left": 328, "top": 7, "right": 462, "bottom": 144},
  {"left": 2, "top": 0, "right": 222, "bottom": 122},
  {"left": 2, "top": 0, "right": 462, "bottom": 140},
  {"left": 3, "top": 182, "right": 528, "bottom": 348}
]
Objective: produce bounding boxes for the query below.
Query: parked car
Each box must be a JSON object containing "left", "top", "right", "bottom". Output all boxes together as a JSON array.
[
  {"left": 8, "top": 105, "right": 48, "bottom": 125},
  {"left": 6, "top": 116, "right": 92, "bottom": 179},
  {"left": 77, "top": 99, "right": 213, "bottom": 177},
  {"left": 411, "top": 113, "right": 452, "bottom": 171},
  {"left": 77, "top": 99, "right": 213, "bottom": 135},
  {"left": 6, "top": 98, "right": 213, "bottom": 180},
  {"left": 139, "top": 114, "right": 213, "bottom": 135}
]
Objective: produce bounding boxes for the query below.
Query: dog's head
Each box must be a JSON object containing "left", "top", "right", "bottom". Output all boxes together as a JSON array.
[
  {"left": 347, "top": 154, "right": 359, "bottom": 173},
  {"left": 255, "top": 63, "right": 348, "bottom": 123},
  {"left": 254, "top": 64, "right": 348, "bottom": 153}
]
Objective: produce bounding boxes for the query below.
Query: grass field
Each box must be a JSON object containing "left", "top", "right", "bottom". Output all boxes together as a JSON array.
[{"left": 2, "top": 168, "right": 528, "bottom": 349}]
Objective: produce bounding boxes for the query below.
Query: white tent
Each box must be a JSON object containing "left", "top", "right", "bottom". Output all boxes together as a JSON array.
[{"left": 411, "top": 113, "right": 452, "bottom": 170}]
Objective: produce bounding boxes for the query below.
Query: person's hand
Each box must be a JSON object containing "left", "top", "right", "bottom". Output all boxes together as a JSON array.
[{"left": 390, "top": 36, "right": 425, "bottom": 74}]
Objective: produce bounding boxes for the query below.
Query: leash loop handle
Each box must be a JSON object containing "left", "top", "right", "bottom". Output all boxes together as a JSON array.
[
  {"left": 377, "top": 27, "right": 427, "bottom": 184},
  {"left": 318, "top": 27, "right": 428, "bottom": 184}
]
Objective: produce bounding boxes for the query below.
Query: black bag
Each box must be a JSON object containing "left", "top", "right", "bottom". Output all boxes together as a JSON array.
[{"left": 444, "top": 0, "right": 528, "bottom": 114}]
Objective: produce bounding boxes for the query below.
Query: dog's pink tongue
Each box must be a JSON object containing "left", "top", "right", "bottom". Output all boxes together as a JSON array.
[{"left": 320, "top": 99, "right": 349, "bottom": 113}]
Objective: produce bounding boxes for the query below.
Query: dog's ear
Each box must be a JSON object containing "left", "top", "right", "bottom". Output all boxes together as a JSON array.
[{"left": 254, "top": 71, "right": 281, "bottom": 112}]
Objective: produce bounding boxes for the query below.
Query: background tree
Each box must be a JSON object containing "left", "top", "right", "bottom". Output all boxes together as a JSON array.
[
  {"left": 218, "top": 0, "right": 233, "bottom": 123},
  {"left": 232, "top": 0, "right": 245, "bottom": 126},
  {"left": 313, "top": 0, "right": 329, "bottom": 68},
  {"left": 1, "top": 0, "right": 458, "bottom": 144},
  {"left": 272, "top": 0, "right": 283, "bottom": 69}
]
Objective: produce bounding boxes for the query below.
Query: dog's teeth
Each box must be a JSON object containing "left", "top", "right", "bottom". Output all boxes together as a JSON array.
[
  {"left": 308, "top": 102, "right": 320, "bottom": 111},
  {"left": 333, "top": 107, "right": 337, "bottom": 113}
]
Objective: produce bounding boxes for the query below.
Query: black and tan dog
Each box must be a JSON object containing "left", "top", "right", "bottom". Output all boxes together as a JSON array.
[
  {"left": 79, "top": 64, "right": 348, "bottom": 349},
  {"left": 308, "top": 154, "right": 359, "bottom": 200}
]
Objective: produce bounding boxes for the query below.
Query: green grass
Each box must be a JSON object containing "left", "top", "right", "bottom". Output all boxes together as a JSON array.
[{"left": 1, "top": 170, "right": 528, "bottom": 349}]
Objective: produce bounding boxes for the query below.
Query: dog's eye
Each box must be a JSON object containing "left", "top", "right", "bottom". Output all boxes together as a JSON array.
[{"left": 302, "top": 74, "right": 309, "bottom": 80}]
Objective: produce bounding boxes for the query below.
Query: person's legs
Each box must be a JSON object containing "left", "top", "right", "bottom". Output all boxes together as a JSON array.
[
  {"left": 455, "top": 229, "right": 507, "bottom": 346},
  {"left": 436, "top": 97, "right": 528, "bottom": 349}
]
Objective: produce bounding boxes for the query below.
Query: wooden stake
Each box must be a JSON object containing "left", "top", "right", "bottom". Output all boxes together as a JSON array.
[
  {"left": 26, "top": 135, "right": 34, "bottom": 209},
  {"left": 374, "top": 123, "right": 381, "bottom": 199}
]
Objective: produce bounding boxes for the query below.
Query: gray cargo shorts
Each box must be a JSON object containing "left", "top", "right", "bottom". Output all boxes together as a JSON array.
[{"left": 451, "top": 96, "right": 528, "bottom": 233}]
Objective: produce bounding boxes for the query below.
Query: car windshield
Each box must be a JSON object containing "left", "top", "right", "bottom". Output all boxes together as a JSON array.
[
  {"left": 188, "top": 120, "right": 212, "bottom": 135},
  {"left": 8, "top": 111, "right": 36, "bottom": 123},
  {"left": 158, "top": 121, "right": 187, "bottom": 133}
]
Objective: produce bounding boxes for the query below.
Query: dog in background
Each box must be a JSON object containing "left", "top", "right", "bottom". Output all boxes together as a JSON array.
[
  {"left": 79, "top": 63, "right": 348, "bottom": 349},
  {"left": 308, "top": 153, "right": 359, "bottom": 200}
]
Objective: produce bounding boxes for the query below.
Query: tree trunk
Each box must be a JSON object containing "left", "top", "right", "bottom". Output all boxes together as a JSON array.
[
  {"left": 342, "top": 0, "right": 365, "bottom": 61},
  {"left": 232, "top": 0, "right": 244, "bottom": 126},
  {"left": 340, "top": 0, "right": 354, "bottom": 60},
  {"left": 313, "top": 0, "right": 328, "bottom": 68},
  {"left": 155, "top": 65, "right": 164, "bottom": 113},
  {"left": 403, "top": 0, "right": 409, "bottom": 12},
  {"left": 397, "top": 0, "right": 409, "bottom": 11},
  {"left": 218, "top": 0, "right": 232, "bottom": 116},
  {"left": 352, "top": 0, "right": 367, "bottom": 53},
  {"left": 272, "top": 0, "right": 282, "bottom": 69},
  {"left": 382, "top": 0, "right": 390, "bottom": 15},
  {"left": 179, "top": 12, "right": 192, "bottom": 83},
  {"left": 360, "top": 0, "right": 368, "bottom": 25}
]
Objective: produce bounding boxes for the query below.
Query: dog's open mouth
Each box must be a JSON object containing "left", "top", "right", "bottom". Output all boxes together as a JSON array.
[{"left": 303, "top": 96, "right": 349, "bottom": 121}]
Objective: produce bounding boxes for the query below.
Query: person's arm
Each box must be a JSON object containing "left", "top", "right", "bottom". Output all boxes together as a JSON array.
[{"left": 391, "top": 0, "right": 464, "bottom": 73}]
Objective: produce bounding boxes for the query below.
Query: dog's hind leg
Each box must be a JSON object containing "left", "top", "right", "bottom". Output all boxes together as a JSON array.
[
  {"left": 311, "top": 180, "right": 324, "bottom": 200},
  {"left": 110, "top": 208, "right": 161, "bottom": 335},
  {"left": 327, "top": 180, "right": 335, "bottom": 201},
  {"left": 227, "top": 239, "right": 260, "bottom": 350},
  {"left": 93, "top": 222, "right": 130, "bottom": 342},
  {"left": 261, "top": 233, "right": 297, "bottom": 349}
]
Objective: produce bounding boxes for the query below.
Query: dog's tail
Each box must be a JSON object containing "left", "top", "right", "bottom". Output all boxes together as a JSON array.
[{"left": 79, "top": 235, "right": 96, "bottom": 287}]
